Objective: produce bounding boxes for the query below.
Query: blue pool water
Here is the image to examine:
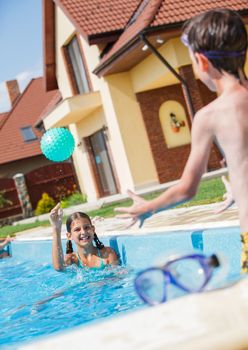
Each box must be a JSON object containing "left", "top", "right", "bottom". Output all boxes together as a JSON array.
[{"left": 0, "top": 226, "right": 243, "bottom": 348}]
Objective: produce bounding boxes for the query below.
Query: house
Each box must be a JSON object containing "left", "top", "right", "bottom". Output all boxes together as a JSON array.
[
  {"left": 42, "top": 0, "right": 248, "bottom": 202},
  {"left": 0, "top": 78, "right": 61, "bottom": 178},
  {"left": 0, "top": 78, "right": 79, "bottom": 221}
]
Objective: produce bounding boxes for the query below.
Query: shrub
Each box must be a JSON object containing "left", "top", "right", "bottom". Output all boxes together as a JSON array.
[
  {"left": 54, "top": 183, "right": 78, "bottom": 202},
  {"left": 35, "top": 193, "right": 55, "bottom": 215},
  {"left": 60, "top": 192, "right": 87, "bottom": 208}
]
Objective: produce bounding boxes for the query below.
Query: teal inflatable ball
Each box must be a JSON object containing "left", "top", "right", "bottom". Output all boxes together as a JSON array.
[{"left": 40, "top": 128, "right": 75, "bottom": 162}]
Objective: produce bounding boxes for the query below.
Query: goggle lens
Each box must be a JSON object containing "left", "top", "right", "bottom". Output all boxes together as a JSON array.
[
  {"left": 135, "top": 269, "right": 166, "bottom": 305},
  {"left": 168, "top": 257, "right": 207, "bottom": 291}
]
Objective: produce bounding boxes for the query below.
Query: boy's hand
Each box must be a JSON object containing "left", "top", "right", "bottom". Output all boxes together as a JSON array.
[
  {"left": 215, "top": 176, "right": 235, "bottom": 214},
  {"left": 115, "top": 190, "right": 152, "bottom": 228},
  {"left": 49, "top": 203, "right": 63, "bottom": 231}
]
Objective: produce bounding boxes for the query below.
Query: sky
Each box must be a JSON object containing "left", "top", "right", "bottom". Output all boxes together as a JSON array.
[{"left": 0, "top": 0, "right": 42, "bottom": 112}]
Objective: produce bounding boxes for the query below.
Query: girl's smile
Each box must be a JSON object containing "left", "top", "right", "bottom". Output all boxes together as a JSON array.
[{"left": 78, "top": 234, "right": 91, "bottom": 243}]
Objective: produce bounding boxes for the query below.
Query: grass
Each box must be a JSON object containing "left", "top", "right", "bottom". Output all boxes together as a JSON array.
[
  {"left": 178, "top": 177, "right": 225, "bottom": 207},
  {"left": 0, "top": 177, "right": 225, "bottom": 238},
  {"left": 87, "top": 177, "right": 225, "bottom": 217},
  {"left": 0, "top": 220, "right": 50, "bottom": 238}
]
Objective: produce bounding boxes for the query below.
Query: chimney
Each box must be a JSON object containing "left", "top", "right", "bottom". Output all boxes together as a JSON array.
[{"left": 6, "top": 80, "right": 21, "bottom": 107}]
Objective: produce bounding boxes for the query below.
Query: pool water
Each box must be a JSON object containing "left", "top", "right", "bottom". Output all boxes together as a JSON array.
[
  {"left": 0, "top": 260, "right": 142, "bottom": 348},
  {"left": 0, "top": 226, "right": 243, "bottom": 348}
]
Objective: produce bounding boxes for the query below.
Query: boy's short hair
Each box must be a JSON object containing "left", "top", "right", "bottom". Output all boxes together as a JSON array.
[{"left": 182, "top": 9, "right": 247, "bottom": 80}]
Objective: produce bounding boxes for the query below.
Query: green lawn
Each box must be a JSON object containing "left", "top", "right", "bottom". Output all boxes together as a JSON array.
[
  {"left": 0, "top": 220, "right": 50, "bottom": 238},
  {"left": 87, "top": 176, "right": 225, "bottom": 216},
  {"left": 0, "top": 177, "right": 225, "bottom": 238}
]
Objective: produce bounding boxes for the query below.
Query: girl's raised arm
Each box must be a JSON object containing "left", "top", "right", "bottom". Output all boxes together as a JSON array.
[{"left": 50, "top": 203, "right": 65, "bottom": 271}]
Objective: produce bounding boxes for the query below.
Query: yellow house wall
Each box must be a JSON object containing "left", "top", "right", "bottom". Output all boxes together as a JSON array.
[
  {"left": 55, "top": 7, "right": 75, "bottom": 98},
  {"left": 77, "top": 108, "right": 105, "bottom": 137},
  {"left": 96, "top": 79, "right": 135, "bottom": 191},
  {"left": 130, "top": 38, "right": 192, "bottom": 93},
  {"left": 79, "top": 39, "right": 102, "bottom": 92},
  {"left": 69, "top": 123, "right": 98, "bottom": 201},
  {"left": 55, "top": 7, "right": 101, "bottom": 97},
  {"left": 104, "top": 72, "right": 158, "bottom": 190},
  {"left": 69, "top": 109, "right": 107, "bottom": 201},
  {"left": 131, "top": 34, "right": 248, "bottom": 94}
]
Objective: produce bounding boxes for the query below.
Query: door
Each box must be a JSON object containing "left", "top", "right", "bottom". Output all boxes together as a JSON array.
[{"left": 89, "top": 130, "right": 117, "bottom": 196}]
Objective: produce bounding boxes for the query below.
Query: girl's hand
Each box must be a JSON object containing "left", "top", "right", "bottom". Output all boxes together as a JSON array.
[
  {"left": 0, "top": 235, "right": 14, "bottom": 248},
  {"left": 115, "top": 190, "right": 152, "bottom": 228},
  {"left": 49, "top": 203, "right": 63, "bottom": 231},
  {"left": 5, "top": 235, "right": 14, "bottom": 244}
]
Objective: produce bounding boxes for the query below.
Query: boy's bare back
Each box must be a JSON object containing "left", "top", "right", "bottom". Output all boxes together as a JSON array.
[{"left": 199, "top": 84, "right": 248, "bottom": 231}]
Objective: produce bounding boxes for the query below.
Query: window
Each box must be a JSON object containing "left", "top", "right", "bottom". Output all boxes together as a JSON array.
[
  {"left": 65, "top": 37, "right": 90, "bottom": 94},
  {"left": 20, "top": 126, "right": 37, "bottom": 142}
]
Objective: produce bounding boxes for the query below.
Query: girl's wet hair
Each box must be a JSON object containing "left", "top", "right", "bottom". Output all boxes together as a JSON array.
[
  {"left": 66, "top": 212, "right": 104, "bottom": 253},
  {"left": 183, "top": 9, "right": 247, "bottom": 82}
]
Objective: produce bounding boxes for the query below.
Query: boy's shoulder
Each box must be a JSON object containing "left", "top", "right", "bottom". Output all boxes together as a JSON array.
[{"left": 194, "top": 92, "right": 230, "bottom": 122}]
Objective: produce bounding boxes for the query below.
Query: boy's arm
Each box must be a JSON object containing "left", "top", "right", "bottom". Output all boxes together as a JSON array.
[
  {"left": 50, "top": 203, "right": 65, "bottom": 271},
  {"left": 116, "top": 111, "right": 213, "bottom": 226}
]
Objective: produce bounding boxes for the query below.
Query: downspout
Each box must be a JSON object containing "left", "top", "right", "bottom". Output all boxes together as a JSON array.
[{"left": 140, "top": 34, "right": 195, "bottom": 120}]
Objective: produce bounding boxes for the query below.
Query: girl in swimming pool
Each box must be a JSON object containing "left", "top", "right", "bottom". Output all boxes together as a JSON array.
[{"left": 50, "top": 203, "right": 119, "bottom": 271}]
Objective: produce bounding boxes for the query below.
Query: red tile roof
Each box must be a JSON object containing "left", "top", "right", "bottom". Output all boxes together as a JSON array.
[
  {"left": 55, "top": 0, "right": 141, "bottom": 39},
  {"left": 93, "top": 0, "right": 248, "bottom": 74},
  {"left": 49, "top": 0, "right": 248, "bottom": 78},
  {"left": 0, "top": 78, "right": 59, "bottom": 165},
  {"left": 151, "top": 0, "right": 248, "bottom": 26},
  {"left": 0, "top": 112, "right": 9, "bottom": 130},
  {"left": 94, "top": 0, "right": 162, "bottom": 72}
]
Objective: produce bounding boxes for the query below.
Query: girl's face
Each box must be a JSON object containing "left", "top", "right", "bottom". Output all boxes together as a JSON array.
[{"left": 68, "top": 217, "right": 95, "bottom": 247}]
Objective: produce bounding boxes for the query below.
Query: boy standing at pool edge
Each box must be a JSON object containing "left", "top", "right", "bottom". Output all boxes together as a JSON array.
[{"left": 116, "top": 9, "right": 248, "bottom": 273}]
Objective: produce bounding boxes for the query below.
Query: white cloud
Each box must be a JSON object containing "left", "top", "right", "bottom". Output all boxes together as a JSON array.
[
  {"left": 16, "top": 67, "right": 42, "bottom": 92},
  {"left": 0, "top": 66, "right": 43, "bottom": 113}
]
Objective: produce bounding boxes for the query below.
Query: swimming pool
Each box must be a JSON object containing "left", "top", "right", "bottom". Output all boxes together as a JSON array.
[{"left": 0, "top": 226, "right": 242, "bottom": 348}]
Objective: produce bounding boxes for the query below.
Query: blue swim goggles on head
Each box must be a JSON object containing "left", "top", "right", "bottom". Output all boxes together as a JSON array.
[
  {"left": 181, "top": 33, "right": 246, "bottom": 59},
  {"left": 134, "top": 253, "right": 220, "bottom": 306}
]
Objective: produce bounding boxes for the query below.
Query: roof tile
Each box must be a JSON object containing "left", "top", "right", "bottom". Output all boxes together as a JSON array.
[
  {"left": 0, "top": 112, "right": 9, "bottom": 129},
  {"left": 95, "top": 0, "right": 162, "bottom": 67},
  {"left": 151, "top": 0, "right": 248, "bottom": 26},
  {"left": 95, "top": 0, "right": 248, "bottom": 73},
  {"left": 0, "top": 78, "right": 59, "bottom": 165},
  {"left": 56, "top": 0, "right": 141, "bottom": 38}
]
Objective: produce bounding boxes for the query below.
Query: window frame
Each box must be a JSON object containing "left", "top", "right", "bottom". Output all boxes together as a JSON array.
[
  {"left": 62, "top": 35, "right": 91, "bottom": 95},
  {"left": 20, "top": 126, "right": 37, "bottom": 142}
]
